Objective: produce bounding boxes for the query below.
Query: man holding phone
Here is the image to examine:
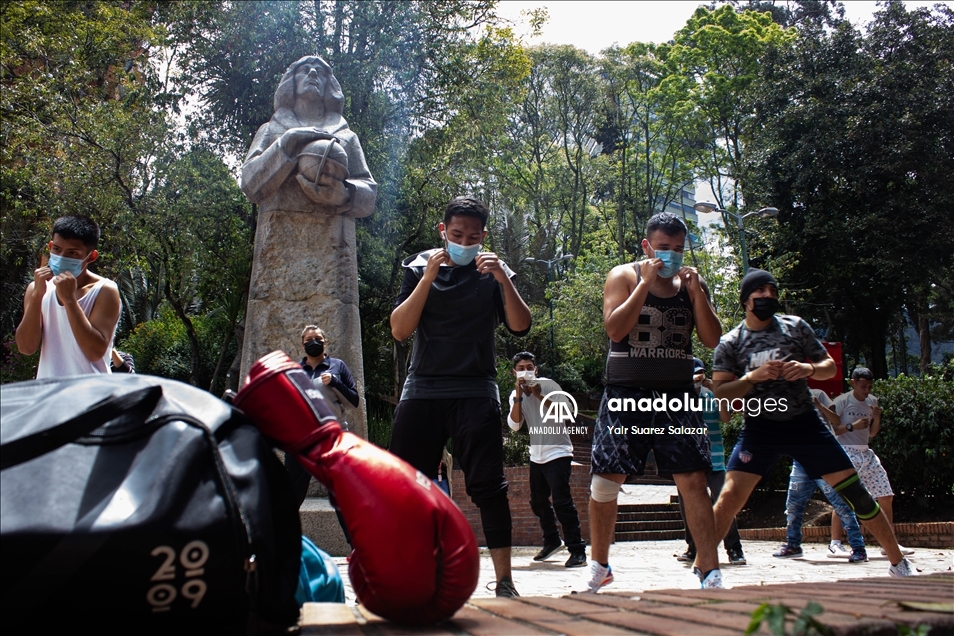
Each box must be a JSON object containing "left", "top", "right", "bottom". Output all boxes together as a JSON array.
[{"left": 507, "top": 351, "right": 586, "bottom": 568}]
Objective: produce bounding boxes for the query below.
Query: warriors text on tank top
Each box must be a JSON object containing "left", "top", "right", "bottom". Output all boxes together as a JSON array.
[{"left": 604, "top": 265, "right": 695, "bottom": 390}]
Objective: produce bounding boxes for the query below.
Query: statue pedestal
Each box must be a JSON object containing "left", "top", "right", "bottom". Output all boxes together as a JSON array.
[{"left": 239, "top": 208, "right": 367, "bottom": 440}]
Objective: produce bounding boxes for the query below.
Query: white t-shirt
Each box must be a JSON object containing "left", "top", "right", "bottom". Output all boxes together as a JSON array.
[
  {"left": 507, "top": 377, "right": 573, "bottom": 464},
  {"left": 833, "top": 391, "right": 878, "bottom": 447},
  {"left": 810, "top": 389, "right": 836, "bottom": 433},
  {"left": 36, "top": 279, "right": 117, "bottom": 378}
]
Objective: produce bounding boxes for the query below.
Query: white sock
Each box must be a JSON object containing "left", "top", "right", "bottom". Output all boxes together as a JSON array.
[{"left": 830, "top": 540, "right": 842, "bottom": 546}]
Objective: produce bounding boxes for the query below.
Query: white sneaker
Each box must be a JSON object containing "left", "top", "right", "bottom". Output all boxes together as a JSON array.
[
  {"left": 827, "top": 542, "right": 849, "bottom": 558},
  {"left": 577, "top": 561, "right": 613, "bottom": 593},
  {"left": 888, "top": 558, "right": 914, "bottom": 577},
  {"left": 880, "top": 546, "right": 915, "bottom": 556},
  {"left": 700, "top": 569, "right": 724, "bottom": 589}
]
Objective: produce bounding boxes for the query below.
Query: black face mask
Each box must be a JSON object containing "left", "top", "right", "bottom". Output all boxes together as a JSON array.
[
  {"left": 751, "top": 297, "right": 781, "bottom": 321},
  {"left": 304, "top": 339, "right": 325, "bottom": 357}
]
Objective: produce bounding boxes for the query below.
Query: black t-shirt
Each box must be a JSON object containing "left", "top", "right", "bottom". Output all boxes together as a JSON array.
[
  {"left": 714, "top": 315, "right": 829, "bottom": 421},
  {"left": 395, "top": 250, "right": 528, "bottom": 401}
]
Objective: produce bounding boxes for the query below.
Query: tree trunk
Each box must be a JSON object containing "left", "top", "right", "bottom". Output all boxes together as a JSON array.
[
  {"left": 919, "top": 313, "right": 932, "bottom": 375},
  {"left": 898, "top": 318, "right": 909, "bottom": 375},
  {"left": 225, "top": 321, "right": 245, "bottom": 393},
  {"left": 869, "top": 329, "right": 888, "bottom": 380},
  {"left": 164, "top": 281, "right": 201, "bottom": 387}
]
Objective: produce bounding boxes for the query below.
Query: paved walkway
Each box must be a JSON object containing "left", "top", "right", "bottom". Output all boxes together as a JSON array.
[{"left": 334, "top": 484, "right": 953, "bottom": 602}]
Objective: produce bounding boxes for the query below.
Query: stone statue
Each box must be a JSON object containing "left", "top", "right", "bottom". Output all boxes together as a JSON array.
[
  {"left": 241, "top": 56, "right": 376, "bottom": 217},
  {"left": 239, "top": 55, "right": 375, "bottom": 441}
]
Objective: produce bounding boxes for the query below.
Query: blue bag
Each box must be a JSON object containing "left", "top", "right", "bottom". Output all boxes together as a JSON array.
[{"left": 295, "top": 536, "right": 345, "bottom": 605}]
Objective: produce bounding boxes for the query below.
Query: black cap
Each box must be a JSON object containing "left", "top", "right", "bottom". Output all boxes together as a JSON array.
[
  {"left": 693, "top": 357, "right": 705, "bottom": 374},
  {"left": 740, "top": 268, "right": 778, "bottom": 304}
]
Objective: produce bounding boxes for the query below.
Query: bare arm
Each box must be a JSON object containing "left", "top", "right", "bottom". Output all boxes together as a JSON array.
[
  {"left": 390, "top": 251, "right": 447, "bottom": 341},
  {"left": 868, "top": 404, "right": 882, "bottom": 437},
  {"left": 16, "top": 281, "right": 45, "bottom": 355},
  {"left": 813, "top": 397, "right": 841, "bottom": 427},
  {"left": 507, "top": 382, "right": 525, "bottom": 431},
  {"left": 15, "top": 255, "right": 53, "bottom": 355},
  {"left": 712, "top": 360, "right": 784, "bottom": 401},
  {"left": 604, "top": 261, "right": 659, "bottom": 342},
  {"left": 681, "top": 269, "right": 721, "bottom": 349},
  {"left": 780, "top": 354, "right": 836, "bottom": 382},
  {"left": 56, "top": 276, "right": 121, "bottom": 361}
]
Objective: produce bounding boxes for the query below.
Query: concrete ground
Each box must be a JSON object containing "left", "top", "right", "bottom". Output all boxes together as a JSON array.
[{"left": 333, "top": 485, "right": 954, "bottom": 603}]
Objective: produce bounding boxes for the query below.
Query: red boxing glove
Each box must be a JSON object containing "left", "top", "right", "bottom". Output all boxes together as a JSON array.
[{"left": 234, "top": 351, "right": 479, "bottom": 625}]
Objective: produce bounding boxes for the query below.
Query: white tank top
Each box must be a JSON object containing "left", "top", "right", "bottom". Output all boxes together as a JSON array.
[{"left": 36, "top": 279, "right": 117, "bottom": 378}]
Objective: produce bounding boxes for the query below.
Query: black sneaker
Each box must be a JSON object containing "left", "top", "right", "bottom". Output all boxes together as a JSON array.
[
  {"left": 849, "top": 548, "right": 868, "bottom": 563},
  {"left": 494, "top": 579, "right": 520, "bottom": 598},
  {"left": 676, "top": 548, "right": 696, "bottom": 563},
  {"left": 727, "top": 548, "right": 747, "bottom": 565},
  {"left": 533, "top": 542, "right": 564, "bottom": 562},
  {"left": 772, "top": 544, "right": 803, "bottom": 558},
  {"left": 565, "top": 552, "right": 587, "bottom": 568}
]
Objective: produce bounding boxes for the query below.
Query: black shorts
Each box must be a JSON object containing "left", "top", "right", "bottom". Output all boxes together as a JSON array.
[
  {"left": 591, "top": 385, "right": 711, "bottom": 476},
  {"left": 726, "top": 409, "right": 854, "bottom": 479}
]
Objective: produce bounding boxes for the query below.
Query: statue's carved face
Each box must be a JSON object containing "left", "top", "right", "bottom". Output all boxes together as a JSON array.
[{"left": 295, "top": 63, "right": 327, "bottom": 99}]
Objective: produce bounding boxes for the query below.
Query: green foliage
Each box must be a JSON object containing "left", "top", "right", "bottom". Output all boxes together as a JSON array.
[
  {"left": 744, "top": 3, "right": 954, "bottom": 375},
  {"left": 0, "top": 334, "right": 38, "bottom": 384},
  {"left": 871, "top": 373, "right": 954, "bottom": 497},
  {"left": 120, "top": 305, "right": 233, "bottom": 388},
  {"left": 365, "top": 395, "right": 395, "bottom": 449},
  {"left": 503, "top": 428, "right": 529, "bottom": 467},
  {"left": 745, "top": 601, "right": 832, "bottom": 636}
]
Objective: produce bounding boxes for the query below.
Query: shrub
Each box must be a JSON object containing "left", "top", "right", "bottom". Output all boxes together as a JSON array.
[
  {"left": 871, "top": 373, "right": 954, "bottom": 498},
  {"left": 0, "top": 333, "right": 39, "bottom": 384},
  {"left": 120, "top": 305, "right": 232, "bottom": 388}
]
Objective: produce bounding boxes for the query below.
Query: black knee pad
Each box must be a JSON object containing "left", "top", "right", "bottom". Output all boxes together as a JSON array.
[{"left": 834, "top": 474, "right": 880, "bottom": 520}]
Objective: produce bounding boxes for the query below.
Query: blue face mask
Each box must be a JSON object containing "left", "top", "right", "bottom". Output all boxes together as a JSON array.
[
  {"left": 49, "top": 253, "right": 88, "bottom": 277},
  {"left": 653, "top": 250, "right": 684, "bottom": 278},
  {"left": 443, "top": 234, "right": 481, "bottom": 266}
]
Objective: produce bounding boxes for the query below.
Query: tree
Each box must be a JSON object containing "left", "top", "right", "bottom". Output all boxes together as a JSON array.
[
  {"left": 1, "top": 0, "right": 171, "bottom": 336},
  {"left": 744, "top": 2, "right": 954, "bottom": 376},
  {"left": 665, "top": 5, "right": 794, "bottom": 209}
]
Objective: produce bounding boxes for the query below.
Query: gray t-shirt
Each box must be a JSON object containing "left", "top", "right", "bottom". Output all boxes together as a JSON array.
[{"left": 714, "top": 315, "right": 829, "bottom": 421}]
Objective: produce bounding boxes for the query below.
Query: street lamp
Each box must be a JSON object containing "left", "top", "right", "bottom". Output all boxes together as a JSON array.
[
  {"left": 525, "top": 254, "right": 574, "bottom": 370},
  {"left": 693, "top": 202, "right": 778, "bottom": 273}
]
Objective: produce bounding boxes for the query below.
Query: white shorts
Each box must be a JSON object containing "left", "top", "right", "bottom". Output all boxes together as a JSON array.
[{"left": 844, "top": 447, "right": 894, "bottom": 498}]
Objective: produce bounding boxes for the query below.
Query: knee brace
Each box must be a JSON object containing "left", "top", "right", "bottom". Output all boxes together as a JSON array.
[
  {"left": 834, "top": 474, "right": 880, "bottom": 520},
  {"left": 590, "top": 475, "right": 621, "bottom": 503}
]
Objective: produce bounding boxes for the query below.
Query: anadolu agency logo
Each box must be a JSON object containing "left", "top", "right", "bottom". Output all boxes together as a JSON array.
[
  {"left": 528, "top": 391, "right": 588, "bottom": 437},
  {"left": 540, "top": 390, "right": 578, "bottom": 424}
]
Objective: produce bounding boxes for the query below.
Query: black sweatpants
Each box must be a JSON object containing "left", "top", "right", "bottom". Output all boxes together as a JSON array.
[{"left": 388, "top": 397, "right": 512, "bottom": 549}]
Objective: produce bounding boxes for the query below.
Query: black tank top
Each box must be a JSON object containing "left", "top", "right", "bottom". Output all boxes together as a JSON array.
[{"left": 604, "top": 265, "right": 695, "bottom": 390}]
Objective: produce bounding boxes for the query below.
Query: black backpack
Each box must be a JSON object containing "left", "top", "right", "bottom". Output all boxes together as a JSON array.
[{"left": 0, "top": 374, "right": 302, "bottom": 634}]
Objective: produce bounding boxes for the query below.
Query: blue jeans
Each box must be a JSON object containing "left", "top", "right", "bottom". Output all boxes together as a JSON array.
[{"left": 785, "top": 461, "right": 865, "bottom": 550}]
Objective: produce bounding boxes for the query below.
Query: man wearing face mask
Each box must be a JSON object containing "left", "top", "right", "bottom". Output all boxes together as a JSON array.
[
  {"left": 389, "top": 196, "right": 531, "bottom": 598},
  {"left": 16, "top": 215, "right": 120, "bottom": 378},
  {"left": 507, "top": 352, "right": 586, "bottom": 568},
  {"left": 584, "top": 212, "right": 723, "bottom": 592},
  {"left": 710, "top": 269, "right": 914, "bottom": 578}
]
